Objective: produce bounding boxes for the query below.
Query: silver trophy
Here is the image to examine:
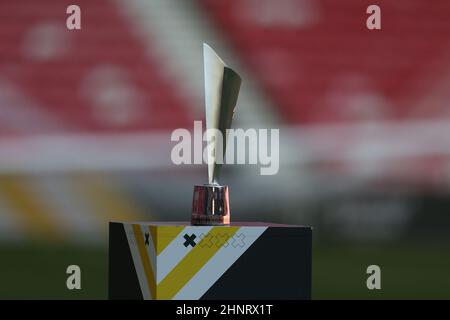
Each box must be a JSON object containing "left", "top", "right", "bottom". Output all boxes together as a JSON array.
[{"left": 191, "top": 43, "right": 242, "bottom": 226}]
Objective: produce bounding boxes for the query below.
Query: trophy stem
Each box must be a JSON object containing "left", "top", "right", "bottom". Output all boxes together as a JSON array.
[
  {"left": 191, "top": 44, "right": 239, "bottom": 226},
  {"left": 191, "top": 184, "right": 230, "bottom": 225}
]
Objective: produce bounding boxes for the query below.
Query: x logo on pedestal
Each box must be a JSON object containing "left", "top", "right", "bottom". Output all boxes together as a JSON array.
[
  {"left": 183, "top": 234, "right": 197, "bottom": 247},
  {"left": 144, "top": 232, "right": 150, "bottom": 246}
]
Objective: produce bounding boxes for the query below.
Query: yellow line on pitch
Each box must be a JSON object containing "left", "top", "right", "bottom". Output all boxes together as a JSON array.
[
  {"left": 0, "top": 175, "right": 63, "bottom": 240},
  {"left": 73, "top": 174, "right": 146, "bottom": 225}
]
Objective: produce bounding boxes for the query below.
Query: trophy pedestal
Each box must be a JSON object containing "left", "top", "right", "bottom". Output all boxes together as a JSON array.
[{"left": 108, "top": 221, "right": 312, "bottom": 300}]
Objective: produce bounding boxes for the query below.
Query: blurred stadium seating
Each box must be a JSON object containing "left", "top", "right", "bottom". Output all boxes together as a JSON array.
[
  {"left": 201, "top": 0, "right": 450, "bottom": 188},
  {"left": 201, "top": 0, "right": 450, "bottom": 123},
  {"left": 0, "top": 0, "right": 196, "bottom": 242},
  {"left": 0, "top": 0, "right": 449, "bottom": 245},
  {"left": 0, "top": 0, "right": 193, "bottom": 134}
]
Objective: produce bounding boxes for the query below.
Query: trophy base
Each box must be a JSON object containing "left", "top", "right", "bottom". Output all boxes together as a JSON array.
[
  {"left": 191, "top": 184, "right": 230, "bottom": 226},
  {"left": 190, "top": 216, "right": 229, "bottom": 226},
  {"left": 108, "top": 221, "right": 312, "bottom": 300}
]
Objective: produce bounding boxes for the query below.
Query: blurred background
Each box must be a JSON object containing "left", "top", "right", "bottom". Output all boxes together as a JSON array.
[{"left": 0, "top": 0, "right": 450, "bottom": 299}]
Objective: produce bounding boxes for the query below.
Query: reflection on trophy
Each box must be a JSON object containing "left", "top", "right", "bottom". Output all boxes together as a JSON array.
[{"left": 191, "top": 44, "right": 242, "bottom": 226}]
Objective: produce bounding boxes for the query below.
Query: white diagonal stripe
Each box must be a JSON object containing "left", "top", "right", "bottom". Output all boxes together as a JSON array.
[
  {"left": 124, "top": 223, "right": 151, "bottom": 300},
  {"left": 173, "top": 227, "right": 267, "bottom": 300},
  {"left": 157, "top": 226, "right": 213, "bottom": 284}
]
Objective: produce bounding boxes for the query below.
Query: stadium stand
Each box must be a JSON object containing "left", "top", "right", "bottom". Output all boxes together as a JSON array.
[
  {"left": 0, "top": 0, "right": 197, "bottom": 241},
  {"left": 0, "top": 0, "right": 193, "bottom": 135},
  {"left": 200, "top": 0, "right": 450, "bottom": 123}
]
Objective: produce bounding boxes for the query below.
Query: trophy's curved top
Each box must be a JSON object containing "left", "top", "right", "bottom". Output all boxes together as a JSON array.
[{"left": 203, "top": 43, "right": 242, "bottom": 184}]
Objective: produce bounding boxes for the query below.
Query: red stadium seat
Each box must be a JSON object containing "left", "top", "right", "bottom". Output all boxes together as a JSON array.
[
  {"left": 200, "top": 0, "right": 450, "bottom": 124},
  {"left": 0, "top": 0, "right": 193, "bottom": 135}
]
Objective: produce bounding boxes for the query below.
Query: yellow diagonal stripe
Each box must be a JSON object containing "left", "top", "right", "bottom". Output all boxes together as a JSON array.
[
  {"left": 149, "top": 226, "right": 158, "bottom": 253},
  {"left": 153, "top": 226, "right": 184, "bottom": 255},
  {"left": 73, "top": 174, "right": 145, "bottom": 225},
  {"left": 0, "top": 175, "right": 62, "bottom": 240},
  {"left": 133, "top": 224, "right": 156, "bottom": 298},
  {"left": 157, "top": 227, "right": 240, "bottom": 299}
]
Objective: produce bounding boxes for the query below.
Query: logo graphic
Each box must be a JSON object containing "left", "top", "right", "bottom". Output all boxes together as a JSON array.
[
  {"left": 197, "top": 233, "right": 246, "bottom": 248},
  {"left": 183, "top": 233, "right": 197, "bottom": 247}
]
